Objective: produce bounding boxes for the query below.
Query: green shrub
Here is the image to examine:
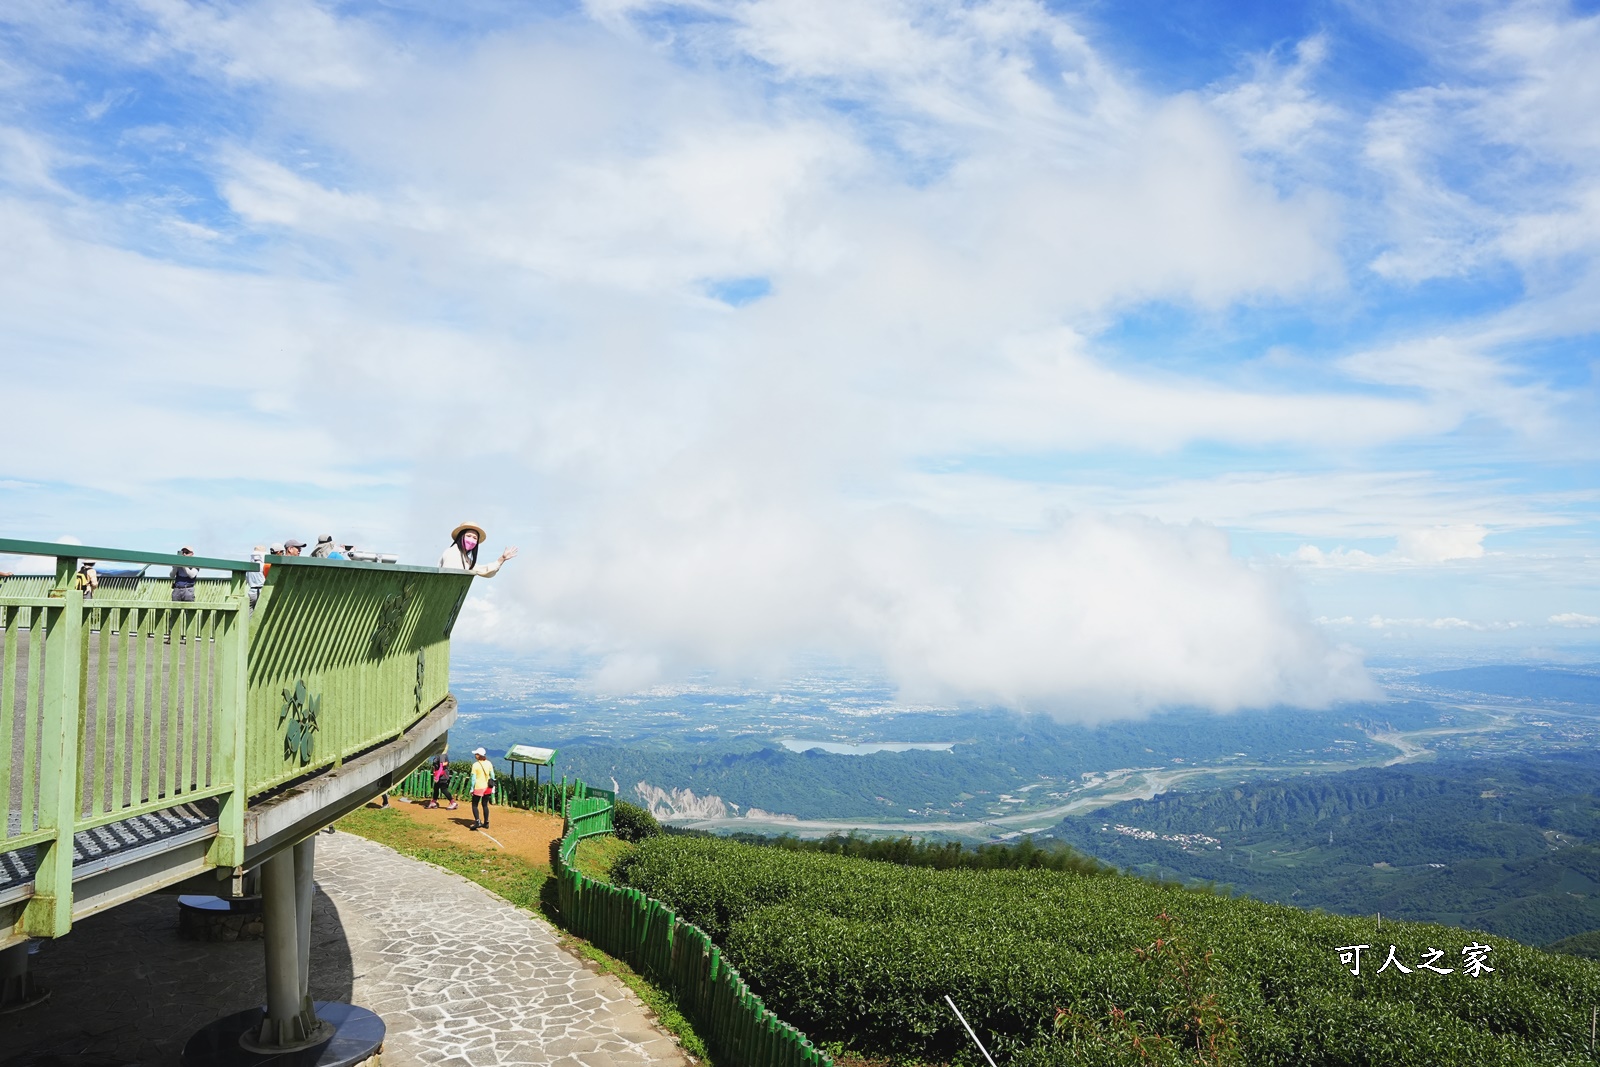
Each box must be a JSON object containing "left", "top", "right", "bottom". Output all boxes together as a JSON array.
[
  {"left": 614, "top": 836, "right": 1600, "bottom": 1066},
  {"left": 731, "top": 830, "right": 1114, "bottom": 875},
  {"left": 611, "top": 799, "right": 663, "bottom": 842}
]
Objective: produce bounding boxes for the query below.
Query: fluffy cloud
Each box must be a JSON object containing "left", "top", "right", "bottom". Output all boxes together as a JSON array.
[
  {"left": 1, "top": 0, "right": 1596, "bottom": 711},
  {"left": 1394, "top": 525, "right": 1488, "bottom": 564},
  {"left": 464, "top": 505, "right": 1373, "bottom": 715},
  {"left": 1292, "top": 525, "right": 1488, "bottom": 569},
  {"left": 1551, "top": 613, "right": 1600, "bottom": 628}
]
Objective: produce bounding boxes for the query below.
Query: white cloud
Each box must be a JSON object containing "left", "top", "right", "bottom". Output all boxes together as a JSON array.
[
  {"left": 1551, "top": 612, "right": 1600, "bottom": 628},
  {"left": 1292, "top": 524, "right": 1489, "bottom": 569},
  {"left": 1315, "top": 614, "right": 1524, "bottom": 632},
  {"left": 1394, "top": 524, "right": 1487, "bottom": 564},
  {"left": 1294, "top": 545, "right": 1380, "bottom": 568},
  {"left": 478, "top": 504, "right": 1373, "bottom": 715},
  {"left": 1362, "top": 3, "right": 1600, "bottom": 285},
  {"left": 1, "top": 0, "right": 1595, "bottom": 709},
  {"left": 1210, "top": 34, "right": 1340, "bottom": 153}
]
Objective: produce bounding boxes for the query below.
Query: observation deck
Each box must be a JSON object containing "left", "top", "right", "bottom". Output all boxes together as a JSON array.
[{"left": 0, "top": 536, "right": 474, "bottom": 1058}]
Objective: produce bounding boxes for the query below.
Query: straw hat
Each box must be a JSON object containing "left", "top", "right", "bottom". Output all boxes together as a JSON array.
[{"left": 451, "top": 522, "right": 487, "bottom": 543}]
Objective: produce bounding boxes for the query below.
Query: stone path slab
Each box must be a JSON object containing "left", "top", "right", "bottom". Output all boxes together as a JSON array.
[
  {"left": 1, "top": 830, "right": 689, "bottom": 1067},
  {"left": 319, "top": 830, "right": 690, "bottom": 1067}
]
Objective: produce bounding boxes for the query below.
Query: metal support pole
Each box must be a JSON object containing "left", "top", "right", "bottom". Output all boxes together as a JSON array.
[
  {"left": 244, "top": 845, "right": 329, "bottom": 1053},
  {"left": 261, "top": 851, "right": 301, "bottom": 1036},
  {"left": 294, "top": 835, "right": 315, "bottom": 1005},
  {"left": 0, "top": 942, "right": 48, "bottom": 1012}
]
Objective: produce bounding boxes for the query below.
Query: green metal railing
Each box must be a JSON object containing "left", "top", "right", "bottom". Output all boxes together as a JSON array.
[
  {"left": 0, "top": 539, "right": 253, "bottom": 938},
  {"left": 553, "top": 783, "right": 832, "bottom": 1067},
  {"left": 1, "top": 537, "right": 474, "bottom": 938},
  {"left": 244, "top": 556, "right": 470, "bottom": 797}
]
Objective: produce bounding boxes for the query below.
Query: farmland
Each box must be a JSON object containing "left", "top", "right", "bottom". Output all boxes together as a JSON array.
[{"left": 613, "top": 835, "right": 1600, "bottom": 1066}]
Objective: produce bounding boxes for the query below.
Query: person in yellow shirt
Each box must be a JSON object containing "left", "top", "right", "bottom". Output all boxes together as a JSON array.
[{"left": 469, "top": 747, "right": 496, "bottom": 830}]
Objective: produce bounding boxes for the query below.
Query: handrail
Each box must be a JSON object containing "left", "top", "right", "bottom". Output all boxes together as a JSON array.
[
  {"left": 0, "top": 537, "right": 256, "bottom": 573},
  {"left": 2, "top": 564, "right": 251, "bottom": 938},
  {"left": 262, "top": 555, "right": 452, "bottom": 576},
  {"left": 2, "top": 535, "right": 474, "bottom": 942}
]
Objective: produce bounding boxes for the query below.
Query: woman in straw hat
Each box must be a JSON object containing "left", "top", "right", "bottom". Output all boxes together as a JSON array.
[{"left": 439, "top": 522, "right": 518, "bottom": 576}]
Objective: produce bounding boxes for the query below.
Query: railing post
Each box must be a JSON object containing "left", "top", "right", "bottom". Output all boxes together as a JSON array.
[
  {"left": 209, "top": 572, "right": 250, "bottom": 868},
  {"left": 23, "top": 555, "right": 83, "bottom": 937}
]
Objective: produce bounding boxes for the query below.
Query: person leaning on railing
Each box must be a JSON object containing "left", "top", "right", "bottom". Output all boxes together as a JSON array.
[
  {"left": 438, "top": 522, "right": 517, "bottom": 576},
  {"left": 247, "top": 546, "right": 266, "bottom": 610},
  {"left": 74, "top": 560, "right": 98, "bottom": 600},
  {"left": 171, "top": 546, "right": 199, "bottom": 603}
]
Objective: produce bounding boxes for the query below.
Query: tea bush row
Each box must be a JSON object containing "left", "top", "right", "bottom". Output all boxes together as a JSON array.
[{"left": 612, "top": 836, "right": 1600, "bottom": 1066}]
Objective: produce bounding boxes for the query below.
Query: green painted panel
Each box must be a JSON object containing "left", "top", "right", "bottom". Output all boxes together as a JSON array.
[{"left": 243, "top": 560, "right": 472, "bottom": 797}]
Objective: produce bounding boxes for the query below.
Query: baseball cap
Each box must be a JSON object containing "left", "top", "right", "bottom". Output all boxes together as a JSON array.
[{"left": 285, "top": 539, "right": 307, "bottom": 549}]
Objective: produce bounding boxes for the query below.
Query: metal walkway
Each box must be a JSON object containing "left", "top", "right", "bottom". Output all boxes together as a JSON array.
[{"left": 0, "top": 800, "right": 219, "bottom": 908}]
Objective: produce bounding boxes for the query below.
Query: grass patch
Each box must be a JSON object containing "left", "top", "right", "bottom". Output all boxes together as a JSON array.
[
  {"left": 572, "top": 833, "right": 635, "bottom": 881},
  {"left": 336, "top": 807, "right": 711, "bottom": 1062}
]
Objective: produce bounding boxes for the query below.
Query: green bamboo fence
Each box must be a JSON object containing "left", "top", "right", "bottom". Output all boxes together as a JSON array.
[
  {"left": 553, "top": 783, "right": 833, "bottom": 1067},
  {"left": 391, "top": 766, "right": 578, "bottom": 815}
]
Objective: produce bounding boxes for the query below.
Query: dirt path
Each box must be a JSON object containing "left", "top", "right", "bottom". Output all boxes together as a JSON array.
[{"left": 378, "top": 793, "right": 565, "bottom": 866}]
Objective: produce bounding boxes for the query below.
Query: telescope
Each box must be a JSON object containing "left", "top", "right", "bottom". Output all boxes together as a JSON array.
[{"left": 346, "top": 550, "right": 400, "bottom": 564}]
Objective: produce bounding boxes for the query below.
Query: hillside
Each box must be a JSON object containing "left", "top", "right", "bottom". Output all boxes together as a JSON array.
[
  {"left": 536, "top": 704, "right": 1411, "bottom": 822},
  {"left": 612, "top": 835, "right": 1600, "bottom": 1066},
  {"left": 1046, "top": 755, "right": 1600, "bottom": 944}
]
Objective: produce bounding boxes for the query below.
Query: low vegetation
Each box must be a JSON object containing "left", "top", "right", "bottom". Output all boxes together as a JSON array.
[
  {"left": 610, "top": 798, "right": 664, "bottom": 842},
  {"left": 613, "top": 835, "right": 1600, "bottom": 1066},
  {"left": 1050, "top": 754, "right": 1600, "bottom": 945},
  {"left": 730, "top": 829, "right": 1113, "bottom": 875}
]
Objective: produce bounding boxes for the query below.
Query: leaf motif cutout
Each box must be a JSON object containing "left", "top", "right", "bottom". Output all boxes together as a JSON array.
[{"left": 294, "top": 679, "right": 308, "bottom": 704}]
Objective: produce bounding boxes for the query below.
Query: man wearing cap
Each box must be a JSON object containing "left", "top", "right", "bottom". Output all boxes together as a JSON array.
[
  {"left": 439, "top": 523, "right": 518, "bottom": 577},
  {"left": 283, "top": 539, "right": 306, "bottom": 555},
  {"left": 311, "top": 535, "right": 337, "bottom": 558},
  {"left": 469, "top": 747, "right": 496, "bottom": 830}
]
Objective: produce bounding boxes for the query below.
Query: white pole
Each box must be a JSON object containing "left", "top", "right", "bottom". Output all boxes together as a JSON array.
[{"left": 945, "top": 995, "right": 999, "bottom": 1067}]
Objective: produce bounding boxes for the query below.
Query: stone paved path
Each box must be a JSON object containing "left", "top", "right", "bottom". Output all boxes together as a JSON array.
[{"left": 320, "top": 830, "right": 690, "bottom": 1067}]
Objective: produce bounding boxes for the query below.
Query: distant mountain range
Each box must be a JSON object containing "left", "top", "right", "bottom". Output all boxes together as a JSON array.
[
  {"left": 1411, "top": 665, "right": 1600, "bottom": 703},
  {"left": 1046, "top": 753, "right": 1600, "bottom": 946}
]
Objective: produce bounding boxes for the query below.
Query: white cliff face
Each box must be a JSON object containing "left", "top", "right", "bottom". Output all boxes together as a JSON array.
[{"left": 633, "top": 782, "right": 730, "bottom": 821}]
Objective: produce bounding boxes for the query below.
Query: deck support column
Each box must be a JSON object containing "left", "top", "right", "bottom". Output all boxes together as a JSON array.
[
  {"left": 0, "top": 942, "right": 48, "bottom": 1012},
  {"left": 183, "top": 830, "right": 384, "bottom": 1065},
  {"left": 295, "top": 834, "right": 315, "bottom": 1005},
  {"left": 241, "top": 840, "right": 330, "bottom": 1053}
]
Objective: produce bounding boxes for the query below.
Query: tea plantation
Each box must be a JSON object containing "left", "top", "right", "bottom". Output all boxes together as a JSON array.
[{"left": 612, "top": 836, "right": 1600, "bottom": 1066}]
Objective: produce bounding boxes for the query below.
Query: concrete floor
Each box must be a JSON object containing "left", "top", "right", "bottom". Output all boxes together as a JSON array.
[{"left": 1, "top": 832, "right": 688, "bottom": 1067}]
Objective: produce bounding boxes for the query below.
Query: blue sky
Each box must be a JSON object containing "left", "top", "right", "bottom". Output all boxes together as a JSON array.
[{"left": 1, "top": 0, "right": 1597, "bottom": 711}]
